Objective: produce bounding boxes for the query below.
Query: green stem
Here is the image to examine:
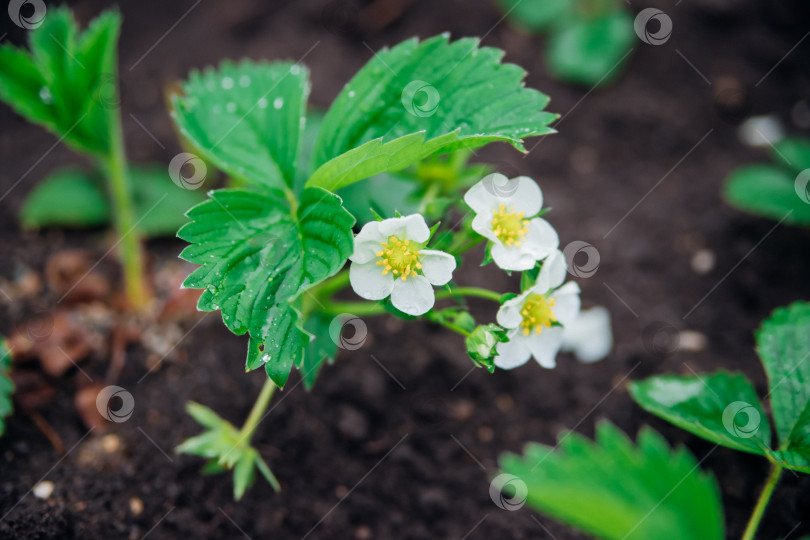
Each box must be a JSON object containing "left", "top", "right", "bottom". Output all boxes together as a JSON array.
[
  {"left": 741, "top": 464, "right": 783, "bottom": 540},
  {"left": 238, "top": 378, "right": 277, "bottom": 443},
  {"left": 104, "top": 95, "right": 146, "bottom": 310},
  {"left": 423, "top": 311, "right": 470, "bottom": 336},
  {"left": 322, "top": 300, "right": 388, "bottom": 316},
  {"left": 435, "top": 287, "right": 502, "bottom": 303},
  {"left": 320, "top": 286, "right": 502, "bottom": 317}
]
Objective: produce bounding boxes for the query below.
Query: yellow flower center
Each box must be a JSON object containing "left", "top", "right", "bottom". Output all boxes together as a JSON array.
[
  {"left": 376, "top": 235, "right": 422, "bottom": 281},
  {"left": 491, "top": 204, "right": 529, "bottom": 246},
  {"left": 520, "top": 293, "right": 557, "bottom": 336}
]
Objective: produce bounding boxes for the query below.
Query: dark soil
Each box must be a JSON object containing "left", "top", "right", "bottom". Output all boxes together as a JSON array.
[{"left": 2, "top": 0, "right": 810, "bottom": 538}]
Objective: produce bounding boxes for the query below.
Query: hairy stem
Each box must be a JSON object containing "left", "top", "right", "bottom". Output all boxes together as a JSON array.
[
  {"left": 741, "top": 464, "right": 783, "bottom": 540},
  {"left": 238, "top": 378, "right": 277, "bottom": 443},
  {"left": 435, "top": 287, "right": 502, "bottom": 303},
  {"left": 322, "top": 300, "right": 387, "bottom": 316},
  {"left": 104, "top": 97, "right": 146, "bottom": 310}
]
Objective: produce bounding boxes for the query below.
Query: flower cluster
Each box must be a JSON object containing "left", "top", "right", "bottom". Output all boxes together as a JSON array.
[{"left": 348, "top": 173, "right": 612, "bottom": 370}]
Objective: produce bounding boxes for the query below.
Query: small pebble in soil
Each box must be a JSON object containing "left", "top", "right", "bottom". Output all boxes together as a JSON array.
[
  {"left": 691, "top": 249, "right": 716, "bottom": 275},
  {"left": 129, "top": 497, "right": 144, "bottom": 515},
  {"left": 477, "top": 425, "right": 494, "bottom": 443},
  {"left": 32, "top": 480, "right": 55, "bottom": 500},
  {"left": 451, "top": 399, "right": 474, "bottom": 421},
  {"left": 335, "top": 485, "right": 349, "bottom": 498},
  {"left": 679, "top": 330, "right": 708, "bottom": 352},
  {"left": 355, "top": 525, "right": 372, "bottom": 539},
  {"left": 495, "top": 394, "right": 514, "bottom": 413}
]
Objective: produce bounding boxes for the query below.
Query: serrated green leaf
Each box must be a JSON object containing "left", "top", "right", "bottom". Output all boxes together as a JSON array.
[
  {"left": 0, "top": 337, "right": 14, "bottom": 436},
  {"left": 178, "top": 187, "right": 354, "bottom": 387},
  {"left": 545, "top": 11, "right": 635, "bottom": 86},
  {"left": 20, "top": 168, "right": 110, "bottom": 228},
  {"left": 629, "top": 372, "right": 772, "bottom": 456},
  {"left": 500, "top": 422, "right": 724, "bottom": 540},
  {"left": 757, "top": 301, "right": 810, "bottom": 466},
  {"left": 723, "top": 164, "right": 810, "bottom": 225},
  {"left": 172, "top": 60, "right": 310, "bottom": 190},
  {"left": 0, "top": 8, "right": 121, "bottom": 156},
  {"left": 307, "top": 35, "right": 557, "bottom": 191},
  {"left": 300, "top": 313, "right": 338, "bottom": 390}
]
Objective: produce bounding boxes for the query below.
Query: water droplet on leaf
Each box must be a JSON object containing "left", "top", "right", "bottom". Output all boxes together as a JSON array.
[{"left": 39, "top": 86, "right": 53, "bottom": 104}]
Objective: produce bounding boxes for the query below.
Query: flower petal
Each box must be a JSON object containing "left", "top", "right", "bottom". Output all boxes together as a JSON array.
[
  {"left": 391, "top": 275, "right": 434, "bottom": 316},
  {"left": 419, "top": 250, "right": 456, "bottom": 286},
  {"left": 506, "top": 176, "right": 543, "bottom": 216},
  {"left": 561, "top": 306, "right": 613, "bottom": 363},
  {"left": 536, "top": 249, "right": 567, "bottom": 291},
  {"left": 550, "top": 281, "right": 581, "bottom": 327},
  {"left": 496, "top": 290, "right": 531, "bottom": 329},
  {"left": 350, "top": 261, "right": 393, "bottom": 301},
  {"left": 463, "top": 174, "right": 506, "bottom": 214},
  {"left": 494, "top": 331, "right": 532, "bottom": 369},
  {"left": 471, "top": 212, "right": 499, "bottom": 243},
  {"left": 525, "top": 327, "right": 564, "bottom": 369},
  {"left": 350, "top": 221, "right": 385, "bottom": 263},
  {"left": 379, "top": 214, "right": 430, "bottom": 243},
  {"left": 464, "top": 174, "right": 544, "bottom": 217},
  {"left": 492, "top": 243, "right": 536, "bottom": 271},
  {"left": 522, "top": 218, "right": 559, "bottom": 259}
]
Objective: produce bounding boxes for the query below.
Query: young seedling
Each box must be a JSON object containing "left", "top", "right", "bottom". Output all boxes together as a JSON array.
[
  {"left": 630, "top": 301, "right": 810, "bottom": 540},
  {"left": 498, "top": 0, "right": 636, "bottom": 86},
  {"left": 0, "top": 7, "right": 204, "bottom": 308},
  {"left": 724, "top": 136, "right": 810, "bottom": 225},
  {"left": 169, "top": 35, "right": 611, "bottom": 497},
  {"left": 500, "top": 301, "right": 810, "bottom": 539}
]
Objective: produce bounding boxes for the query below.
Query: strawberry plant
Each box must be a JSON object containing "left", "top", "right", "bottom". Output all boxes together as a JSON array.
[{"left": 168, "top": 35, "right": 612, "bottom": 498}]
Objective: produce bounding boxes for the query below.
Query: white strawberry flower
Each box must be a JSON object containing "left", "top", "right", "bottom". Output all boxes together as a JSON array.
[
  {"left": 349, "top": 214, "right": 456, "bottom": 316},
  {"left": 494, "top": 250, "right": 581, "bottom": 369},
  {"left": 463, "top": 173, "right": 559, "bottom": 271}
]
